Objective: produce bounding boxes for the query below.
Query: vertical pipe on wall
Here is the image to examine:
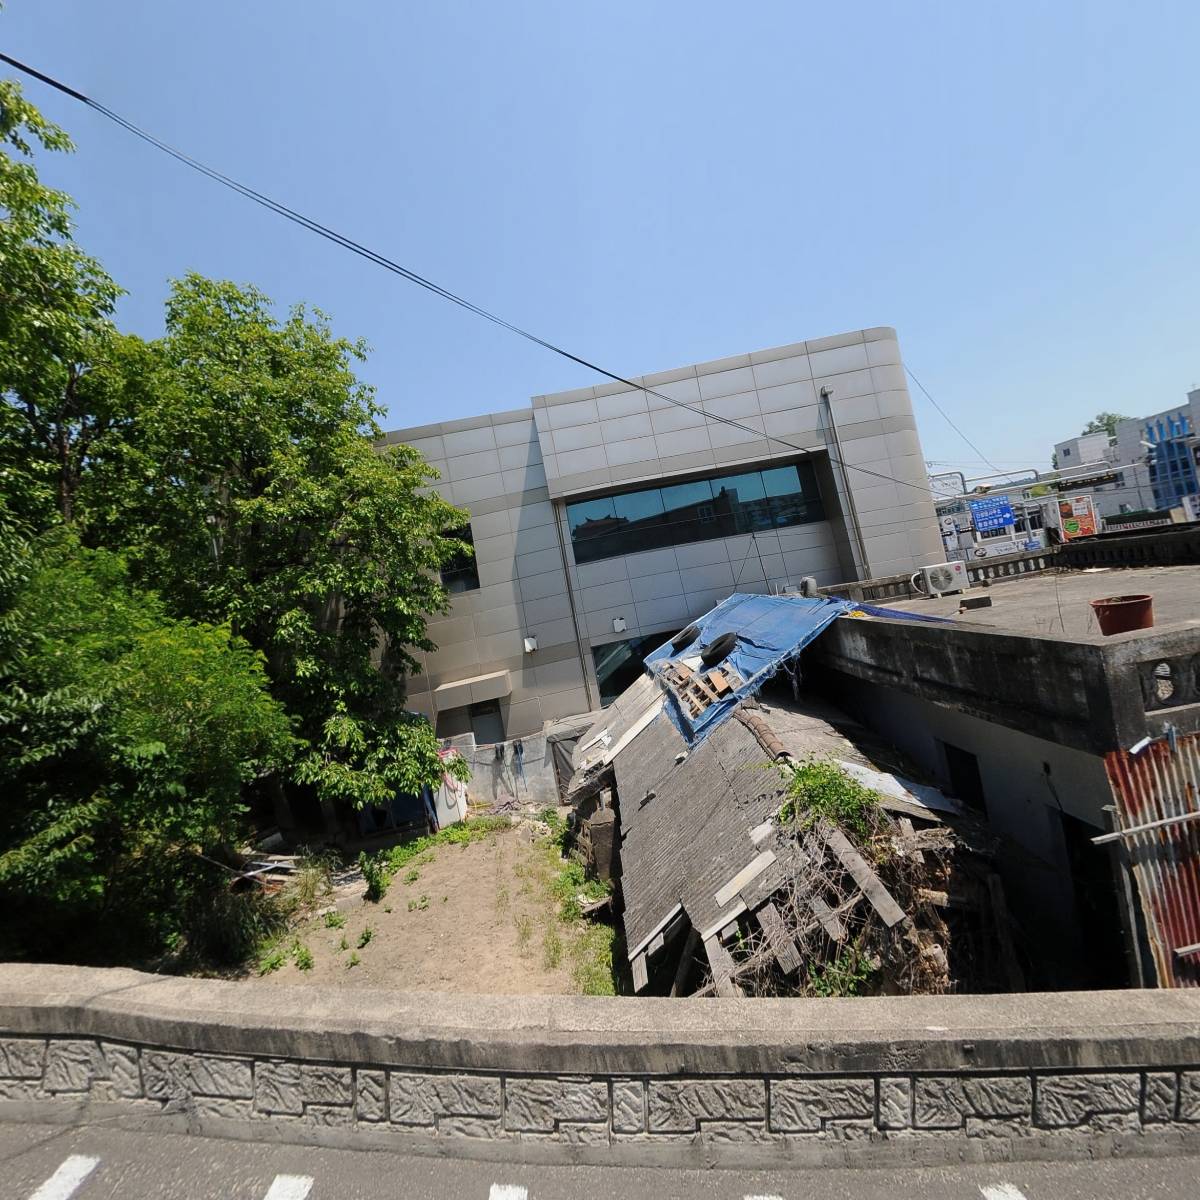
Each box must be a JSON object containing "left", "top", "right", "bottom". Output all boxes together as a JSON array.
[
  {"left": 552, "top": 499, "right": 599, "bottom": 711},
  {"left": 821, "top": 385, "right": 873, "bottom": 580}
]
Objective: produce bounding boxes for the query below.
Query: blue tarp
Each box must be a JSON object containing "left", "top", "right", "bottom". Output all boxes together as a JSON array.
[{"left": 642, "top": 593, "right": 856, "bottom": 745}]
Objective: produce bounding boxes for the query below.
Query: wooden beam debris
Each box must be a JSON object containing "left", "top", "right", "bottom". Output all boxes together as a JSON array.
[
  {"left": 631, "top": 951, "right": 649, "bottom": 993},
  {"left": 807, "top": 895, "right": 847, "bottom": 942},
  {"left": 703, "top": 933, "right": 744, "bottom": 997},
  {"left": 821, "top": 822, "right": 907, "bottom": 928},
  {"left": 756, "top": 902, "right": 801, "bottom": 974}
]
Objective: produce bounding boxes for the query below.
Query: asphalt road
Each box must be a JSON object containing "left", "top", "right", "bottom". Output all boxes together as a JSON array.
[{"left": 2, "top": 1120, "right": 1195, "bottom": 1199}]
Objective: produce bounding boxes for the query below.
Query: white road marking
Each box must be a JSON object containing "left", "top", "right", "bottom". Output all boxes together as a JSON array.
[
  {"left": 262, "top": 1176, "right": 314, "bottom": 1200},
  {"left": 28, "top": 1156, "right": 100, "bottom": 1200},
  {"left": 980, "top": 1185, "right": 1029, "bottom": 1200},
  {"left": 488, "top": 1187, "right": 528, "bottom": 1200},
  {"left": 744, "top": 1195, "right": 785, "bottom": 1199}
]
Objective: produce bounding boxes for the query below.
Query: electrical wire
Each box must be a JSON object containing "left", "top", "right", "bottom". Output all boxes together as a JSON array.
[
  {"left": 905, "top": 366, "right": 1003, "bottom": 476},
  {"left": 2, "top": 51, "right": 986, "bottom": 503}
]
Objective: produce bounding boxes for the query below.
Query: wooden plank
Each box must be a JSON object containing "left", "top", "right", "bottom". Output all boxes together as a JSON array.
[
  {"left": 917, "top": 886, "right": 982, "bottom": 910},
  {"left": 714, "top": 850, "right": 777, "bottom": 909},
  {"left": 631, "top": 951, "right": 649, "bottom": 993},
  {"left": 670, "top": 927, "right": 702, "bottom": 996},
  {"left": 986, "top": 873, "right": 1027, "bottom": 991},
  {"left": 808, "top": 895, "right": 847, "bottom": 942},
  {"left": 755, "top": 902, "right": 801, "bottom": 974},
  {"left": 702, "top": 933, "right": 743, "bottom": 998},
  {"left": 646, "top": 931, "right": 666, "bottom": 959},
  {"left": 821, "top": 822, "right": 907, "bottom": 928},
  {"left": 899, "top": 817, "right": 925, "bottom": 864}
]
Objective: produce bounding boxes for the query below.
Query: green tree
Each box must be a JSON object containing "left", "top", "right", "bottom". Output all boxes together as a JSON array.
[
  {"left": 1081, "top": 412, "right": 1130, "bottom": 439},
  {"left": 89, "top": 275, "right": 468, "bottom": 817},
  {"left": 0, "top": 515, "right": 294, "bottom": 960},
  {"left": 0, "top": 79, "right": 123, "bottom": 526}
]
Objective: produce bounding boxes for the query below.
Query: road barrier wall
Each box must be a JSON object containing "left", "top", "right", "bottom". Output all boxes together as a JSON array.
[{"left": 2, "top": 965, "right": 1199, "bottom": 1166}]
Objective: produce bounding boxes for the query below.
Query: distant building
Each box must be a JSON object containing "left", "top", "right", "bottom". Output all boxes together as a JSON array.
[
  {"left": 1046, "top": 389, "right": 1200, "bottom": 521},
  {"left": 1053, "top": 430, "right": 1116, "bottom": 471},
  {"left": 1113, "top": 390, "right": 1200, "bottom": 512}
]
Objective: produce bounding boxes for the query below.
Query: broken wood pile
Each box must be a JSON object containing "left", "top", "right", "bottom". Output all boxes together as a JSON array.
[{"left": 693, "top": 800, "right": 1019, "bottom": 999}]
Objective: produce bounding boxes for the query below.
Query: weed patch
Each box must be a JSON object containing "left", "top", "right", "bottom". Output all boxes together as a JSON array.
[{"left": 778, "top": 758, "right": 880, "bottom": 841}]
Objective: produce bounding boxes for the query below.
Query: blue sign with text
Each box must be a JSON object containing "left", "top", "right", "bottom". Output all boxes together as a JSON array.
[{"left": 968, "top": 495, "right": 1015, "bottom": 532}]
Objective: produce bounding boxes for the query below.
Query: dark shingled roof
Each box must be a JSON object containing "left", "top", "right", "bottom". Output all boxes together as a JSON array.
[
  {"left": 615, "top": 708, "right": 792, "bottom": 956},
  {"left": 614, "top": 695, "right": 955, "bottom": 960}
]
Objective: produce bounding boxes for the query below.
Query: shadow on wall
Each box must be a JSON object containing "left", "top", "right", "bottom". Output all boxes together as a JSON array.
[{"left": 442, "top": 731, "right": 560, "bottom": 810}]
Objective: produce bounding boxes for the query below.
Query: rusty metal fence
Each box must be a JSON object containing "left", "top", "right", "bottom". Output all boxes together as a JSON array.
[{"left": 1104, "top": 732, "right": 1200, "bottom": 987}]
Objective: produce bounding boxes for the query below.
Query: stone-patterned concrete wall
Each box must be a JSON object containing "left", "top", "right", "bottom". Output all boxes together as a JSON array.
[{"left": 5, "top": 1035, "right": 1199, "bottom": 1152}]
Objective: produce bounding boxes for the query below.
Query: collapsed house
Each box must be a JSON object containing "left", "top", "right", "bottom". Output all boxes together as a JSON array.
[{"left": 566, "top": 594, "right": 1020, "bottom": 997}]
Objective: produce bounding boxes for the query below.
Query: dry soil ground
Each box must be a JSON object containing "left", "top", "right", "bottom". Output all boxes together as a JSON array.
[{"left": 256, "top": 821, "right": 611, "bottom": 994}]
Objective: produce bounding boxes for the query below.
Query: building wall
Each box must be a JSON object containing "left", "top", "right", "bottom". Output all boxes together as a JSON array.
[
  {"left": 826, "top": 673, "right": 1120, "bottom": 989},
  {"left": 388, "top": 327, "right": 942, "bottom": 740},
  {"left": 382, "top": 409, "right": 591, "bottom": 739}
]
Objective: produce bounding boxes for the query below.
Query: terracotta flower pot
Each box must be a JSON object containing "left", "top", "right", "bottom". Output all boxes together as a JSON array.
[{"left": 1090, "top": 594, "right": 1153, "bottom": 636}]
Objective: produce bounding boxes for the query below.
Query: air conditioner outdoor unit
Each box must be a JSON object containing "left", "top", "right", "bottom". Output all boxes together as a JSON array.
[{"left": 915, "top": 559, "right": 967, "bottom": 597}]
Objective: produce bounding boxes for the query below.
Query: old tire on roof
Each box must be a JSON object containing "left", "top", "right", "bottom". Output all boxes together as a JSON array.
[
  {"left": 699, "top": 631, "right": 737, "bottom": 666},
  {"left": 670, "top": 623, "right": 700, "bottom": 652}
]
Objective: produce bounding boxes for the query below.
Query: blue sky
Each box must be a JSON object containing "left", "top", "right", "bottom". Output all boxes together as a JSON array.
[{"left": 4, "top": 1, "right": 1198, "bottom": 479}]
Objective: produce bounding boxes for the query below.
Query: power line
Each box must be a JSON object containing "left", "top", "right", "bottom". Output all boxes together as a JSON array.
[
  {"left": 4, "top": 51, "right": 961, "bottom": 502},
  {"left": 905, "top": 367, "right": 1002, "bottom": 476}
]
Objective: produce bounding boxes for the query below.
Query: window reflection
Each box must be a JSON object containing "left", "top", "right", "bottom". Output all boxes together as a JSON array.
[{"left": 567, "top": 461, "right": 824, "bottom": 564}]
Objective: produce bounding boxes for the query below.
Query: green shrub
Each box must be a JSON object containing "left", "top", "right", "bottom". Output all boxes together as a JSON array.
[
  {"left": 257, "top": 941, "right": 288, "bottom": 975},
  {"left": 806, "top": 947, "right": 876, "bottom": 997},
  {"left": 779, "top": 758, "right": 879, "bottom": 841},
  {"left": 292, "top": 941, "right": 314, "bottom": 971},
  {"left": 323, "top": 910, "right": 346, "bottom": 929},
  {"left": 359, "top": 850, "right": 389, "bottom": 903},
  {"left": 357, "top": 925, "right": 373, "bottom": 948}
]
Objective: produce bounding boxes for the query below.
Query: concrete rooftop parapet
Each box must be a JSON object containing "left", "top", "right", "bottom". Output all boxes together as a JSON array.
[{"left": 2, "top": 965, "right": 1200, "bottom": 1166}]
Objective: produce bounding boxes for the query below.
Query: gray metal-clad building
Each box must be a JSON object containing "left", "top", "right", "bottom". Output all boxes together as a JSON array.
[{"left": 383, "top": 326, "right": 943, "bottom": 741}]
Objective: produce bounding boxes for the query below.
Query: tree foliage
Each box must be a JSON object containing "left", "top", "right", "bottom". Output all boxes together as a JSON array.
[
  {"left": 86, "top": 275, "right": 469, "bottom": 808},
  {"left": 0, "top": 78, "right": 472, "bottom": 963},
  {"left": 1081, "top": 412, "right": 1130, "bottom": 439},
  {"left": 0, "top": 79, "right": 122, "bottom": 525},
  {"left": 0, "top": 515, "right": 293, "bottom": 960}
]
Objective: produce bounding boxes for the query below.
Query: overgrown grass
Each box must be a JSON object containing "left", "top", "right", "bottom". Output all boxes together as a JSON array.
[
  {"left": 524, "top": 820, "right": 621, "bottom": 995},
  {"left": 551, "top": 858, "right": 610, "bottom": 921},
  {"left": 184, "top": 887, "right": 290, "bottom": 968},
  {"left": 291, "top": 848, "right": 338, "bottom": 911},
  {"left": 356, "top": 816, "right": 512, "bottom": 905},
  {"left": 778, "top": 757, "right": 880, "bottom": 841}
]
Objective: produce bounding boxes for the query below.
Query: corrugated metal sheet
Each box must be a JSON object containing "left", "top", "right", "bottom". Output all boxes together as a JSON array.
[{"left": 1105, "top": 731, "right": 1200, "bottom": 987}]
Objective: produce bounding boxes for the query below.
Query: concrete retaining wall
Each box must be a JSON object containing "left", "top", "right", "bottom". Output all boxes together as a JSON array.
[{"left": 3, "top": 965, "right": 1200, "bottom": 1166}]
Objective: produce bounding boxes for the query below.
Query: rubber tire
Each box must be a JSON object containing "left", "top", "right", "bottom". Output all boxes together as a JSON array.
[
  {"left": 670, "top": 623, "right": 701, "bottom": 652},
  {"left": 700, "top": 631, "right": 737, "bottom": 667}
]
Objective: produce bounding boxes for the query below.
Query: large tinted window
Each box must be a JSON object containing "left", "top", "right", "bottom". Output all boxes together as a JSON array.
[
  {"left": 568, "top": 461, "right": 823, "bottom": 564},
  {"left": 592, "top": 630, "right": 675, "bottom": 705},
  {"left": 440, "top": 524, "right": 480, "bottom": 593}
]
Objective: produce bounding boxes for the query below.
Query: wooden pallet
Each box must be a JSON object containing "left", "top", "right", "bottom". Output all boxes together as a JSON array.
[{"left": 661, "top": 661, "right": 743, "bottom": 718}]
